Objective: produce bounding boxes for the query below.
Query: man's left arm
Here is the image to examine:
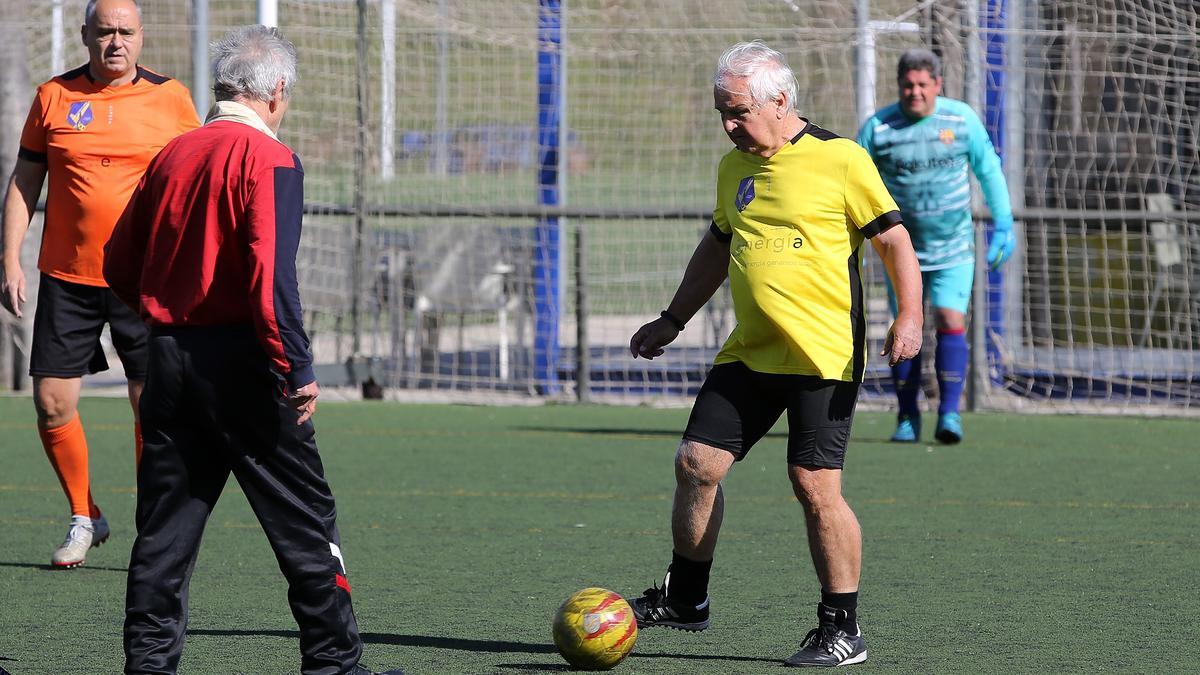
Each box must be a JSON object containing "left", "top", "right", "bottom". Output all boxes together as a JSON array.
[
  {"left": 871, "top": 225, "right": 923, "bottom": 365},
  {"left": 965, "top": 111, "right": 1015, "bottom": 270},
  {"left": 244, "top": 155, "right": 318, "bottom": 423}
]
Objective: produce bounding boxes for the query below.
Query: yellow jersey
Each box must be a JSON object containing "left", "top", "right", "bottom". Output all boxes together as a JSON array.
[{"left": 711, "top": 121, "right": 902, "bottom": 382}]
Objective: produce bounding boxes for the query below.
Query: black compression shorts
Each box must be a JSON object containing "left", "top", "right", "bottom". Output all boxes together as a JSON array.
[{"left": 682, "top": 361, "right": 859, "bottom": 468}]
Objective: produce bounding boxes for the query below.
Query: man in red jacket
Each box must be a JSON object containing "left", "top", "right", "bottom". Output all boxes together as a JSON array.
[{"left": 105, "top": 25, "right": 400, "bottom": 675}]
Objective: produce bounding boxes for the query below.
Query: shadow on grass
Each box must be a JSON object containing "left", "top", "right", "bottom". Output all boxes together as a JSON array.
[
  {"left": 856, "top": 435, "right": 951, "bottom": 447},
  {"left": 497, "top": 651, "right": 782, "bottom": 669},
  {"left": 857, "top": 436, "right": 911, "bottom": 445},
  {"left": 189, "top": 629, "right": 556, "bottom": 655},
  {"left": 364, "top": 632, "right": 558, "bottom": 654},
  {"left": 0, "top": 561, "right": 127, "bottom": 573},
  {"left": 516, "top": 427, "right": 786, "bottom": 439},
  {"left": 189, "top": 630, "right": 780, "bottom": 664},
  {"left": 520, "top": 425, "right": 908, "bottom": 447}
]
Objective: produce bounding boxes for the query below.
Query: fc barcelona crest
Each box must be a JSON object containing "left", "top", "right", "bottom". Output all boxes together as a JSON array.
[
  {"left": 67, "top": 101, "right": 94, "bottom": 131},
  {"left": 939, "top": 128, "right": 955, "bottom": 144},
  {"left": 735, "top": 176, "right": 755, "bottom": 212}
]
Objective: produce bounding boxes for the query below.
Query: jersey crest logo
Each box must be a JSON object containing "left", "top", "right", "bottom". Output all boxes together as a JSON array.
[
  {"left": 67, "top": 101, "right": 94, "bottom": 131},
  {"left": 735, "top": 176, "right": 756, "bottom": 212},
  {"left": 938, "top": 128, "right": 955, "bottom": 144}
]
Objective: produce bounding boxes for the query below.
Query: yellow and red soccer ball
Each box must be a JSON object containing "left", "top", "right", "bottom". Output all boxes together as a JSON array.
[{"left": 552, "top": 587, "right": 638, "bottom": 670}]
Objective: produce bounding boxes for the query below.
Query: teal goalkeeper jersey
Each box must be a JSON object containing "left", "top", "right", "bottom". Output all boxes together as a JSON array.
[{"left": 857, "top": 97, "right": 1013, "bottom": 270}]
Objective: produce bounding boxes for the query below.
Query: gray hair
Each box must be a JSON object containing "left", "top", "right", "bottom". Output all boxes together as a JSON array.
[
  {"left": 211, "top": 25, "right": 299, "bottom": 102},
  {"left": 897, "top": 48, "right": 942, "bottom": 80},
  {"left": 84, "top": 0, "right": 142, "bottom": 25},
  {"left": 713, "top": 41, "right": 798, "bottom": 113}
]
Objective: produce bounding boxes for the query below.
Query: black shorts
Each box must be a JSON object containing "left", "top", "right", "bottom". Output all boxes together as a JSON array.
[
  {"left": 30, "top": 273, "right": 149, "bottom": 380},
  {"left": 682, "top": 361, "right": 859, "bottom": 469}
]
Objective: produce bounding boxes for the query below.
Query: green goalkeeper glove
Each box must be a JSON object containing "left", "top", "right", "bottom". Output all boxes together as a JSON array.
[{"left": 986, "top": 219, "right": 1015, "bottom": 271}]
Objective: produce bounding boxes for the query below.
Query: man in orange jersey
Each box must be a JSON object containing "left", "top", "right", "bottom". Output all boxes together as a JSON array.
[{"left": 0, "top": 0, "right": 199, "bottom": 568}]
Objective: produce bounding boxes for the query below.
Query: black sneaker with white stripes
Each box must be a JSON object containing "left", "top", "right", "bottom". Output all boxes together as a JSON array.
[
  {"left": 629, "top": 577, "right": 710, "bottom": 631},
  {"left": 784, "top": 604, "right": 867, "bottom": 667}
]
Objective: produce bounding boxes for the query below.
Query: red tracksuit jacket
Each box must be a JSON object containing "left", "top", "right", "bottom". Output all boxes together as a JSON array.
[{"left": 104, "top": 120, "right": 313, "bottom": 390}]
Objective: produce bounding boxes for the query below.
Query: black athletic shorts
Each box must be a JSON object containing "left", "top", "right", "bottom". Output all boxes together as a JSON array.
[
  {"left": 30, "top": 273, "right": 149, "bottom": 379},
  {"left": 682, "top": 361, "right": 859, "bottom": 468}
]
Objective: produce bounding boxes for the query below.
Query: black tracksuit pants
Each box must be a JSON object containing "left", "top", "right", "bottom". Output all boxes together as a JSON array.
[{"left": 124, "top": 325, "right": 361, "bottom": 674}]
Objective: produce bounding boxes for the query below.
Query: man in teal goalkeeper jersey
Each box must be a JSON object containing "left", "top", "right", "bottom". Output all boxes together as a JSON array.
[{"left": 857, "top": 49, "right": 1015, "bottom": 444}]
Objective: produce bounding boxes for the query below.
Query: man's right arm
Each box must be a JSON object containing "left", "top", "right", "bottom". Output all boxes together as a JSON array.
[
  {"left": 1, "top": 157, "right": 48, "bottom": 317},
  {"left": 629, "top": 227, "right": 730, "bottom": 360}
]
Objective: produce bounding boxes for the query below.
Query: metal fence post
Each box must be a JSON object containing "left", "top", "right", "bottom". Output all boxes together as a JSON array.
[
  {"left": 192, "top": 0, "right": 209, "bottom": 119},
  {"left": 575, "top": 220, "right": 589, "bottom": 402},
  {"left": 352, "top": 0, "right": 368, "bottom": 363}
]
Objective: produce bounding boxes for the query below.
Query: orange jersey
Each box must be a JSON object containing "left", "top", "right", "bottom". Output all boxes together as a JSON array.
[{"left": 19, "top": 65, "right": 200, "bottom": 286}]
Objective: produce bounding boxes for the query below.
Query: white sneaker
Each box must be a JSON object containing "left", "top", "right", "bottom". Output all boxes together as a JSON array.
[{"left": 51, "top": 514, "right": 110, "bottom": 569}]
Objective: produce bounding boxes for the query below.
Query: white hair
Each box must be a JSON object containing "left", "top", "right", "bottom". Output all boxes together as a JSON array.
[
  {"left": 211, "top": 25, "right": 299, "bottom": 102},
  {"left": 84, "top": 0, "right": 142, "bottom": 25},
  {"left": 714, "top": 41, "right": 798, "bottom": 113}
]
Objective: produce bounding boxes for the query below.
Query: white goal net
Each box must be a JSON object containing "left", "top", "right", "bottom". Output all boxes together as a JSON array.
[{"left": 2, "top": 0, "right": 1196, "bottom": 414}]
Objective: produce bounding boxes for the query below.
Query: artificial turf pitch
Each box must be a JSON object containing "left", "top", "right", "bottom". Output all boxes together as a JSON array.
[{"left": 0, "top": 397, "right": 1196, "bottom": 674}]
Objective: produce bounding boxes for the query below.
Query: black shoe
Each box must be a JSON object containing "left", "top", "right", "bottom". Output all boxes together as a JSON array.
[
  {"left": 784, "top": 604, "right": 867, "bottom": 667},
  {"left": 629, "top": 577, "right": 710, "bottom": 631}
]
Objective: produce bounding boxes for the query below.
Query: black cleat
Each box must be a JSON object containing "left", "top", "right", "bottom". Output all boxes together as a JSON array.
[
  {"left": 784, "top": 604, "right": 867, "bottom": 667},
  {"left": 629, "top": 576, "right": 710, "bottom": 631}
]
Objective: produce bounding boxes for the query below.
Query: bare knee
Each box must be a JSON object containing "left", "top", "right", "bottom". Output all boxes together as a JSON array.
[
  {"left": 789, "top": 466, "right": 844, "bottom": 512},
  {"left": 675, "top": 441, "right": 732, "bottom": 489},
  {"left": 934, "top": 307, "right": 966, "bottom": 332},
  {"left": 34, "top": 379, "right": 81, "bottom": 428}
]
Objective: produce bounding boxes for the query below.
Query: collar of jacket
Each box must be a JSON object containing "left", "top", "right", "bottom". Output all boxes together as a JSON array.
[{"left": 204, "top": 100, "right": 279, "bottom": 141}]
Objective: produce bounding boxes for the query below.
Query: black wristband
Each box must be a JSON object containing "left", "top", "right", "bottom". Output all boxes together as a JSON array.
[{"left": 660, "top": 310, "right": 686, "bottom": 331}]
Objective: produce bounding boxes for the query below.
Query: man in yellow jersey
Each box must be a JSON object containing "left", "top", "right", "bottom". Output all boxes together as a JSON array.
[
  {"left": 627, "top": 41, "right": 922, "bottom": 667},
  {"left": 0, "top": 0, "right": 199, "bottom": 568}
]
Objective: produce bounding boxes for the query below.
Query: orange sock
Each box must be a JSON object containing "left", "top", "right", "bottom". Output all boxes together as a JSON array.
[
  {"left": 134, "top": 422, "right": 143, "bottom": 469},
  {"left": 39, "top": 414, "right": 98, "bottom": 518}
]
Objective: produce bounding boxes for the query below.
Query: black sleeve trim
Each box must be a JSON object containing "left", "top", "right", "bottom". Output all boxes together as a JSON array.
[
  {"left": 18, "top": 147, "right": 47, "bottom": 164},
  {"left": 860, "top": 210, "right": 903, "bottom": 239},
  {"left": 709, "top": 220, "right": 732, "bottom": 242}
]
